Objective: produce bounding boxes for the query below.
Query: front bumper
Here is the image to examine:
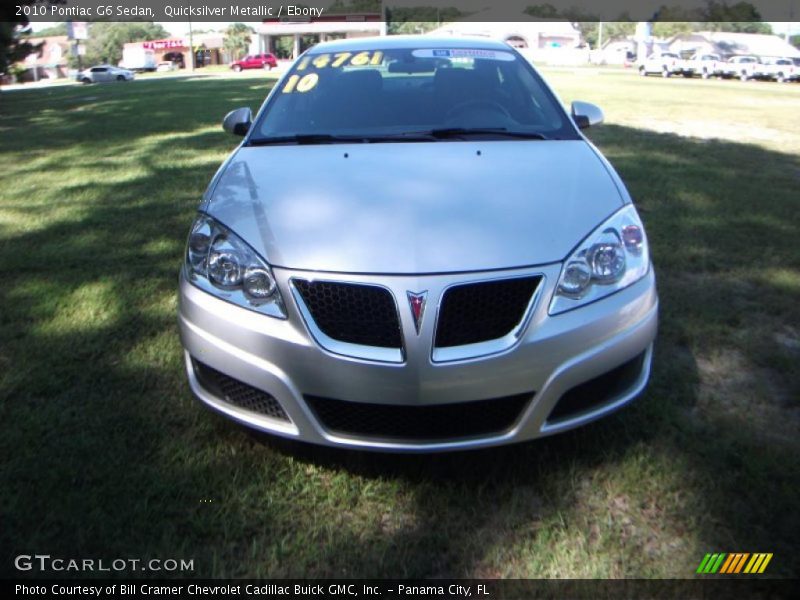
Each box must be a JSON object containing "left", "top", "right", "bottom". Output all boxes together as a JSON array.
[{"left": 178, "top": 264, "right": 658, "bottom": 452}]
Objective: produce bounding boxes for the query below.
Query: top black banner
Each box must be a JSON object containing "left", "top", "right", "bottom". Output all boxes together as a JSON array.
[{"left": 11, "top": 0, "right": 800, "bottom": 22}]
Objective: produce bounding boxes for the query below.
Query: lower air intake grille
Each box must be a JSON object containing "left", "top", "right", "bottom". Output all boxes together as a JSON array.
[
  {"left": 294, "top": 280, "right": 402, "bottom": 349},
  {"left": 547, "top": 352, "right": 646, "bottom": 422},
  {"left": 192, "top": 359, "right": 289, "bottom": 421},
  {"left": 435, "top": 276, "right": 541, "bottom": 348},
  {"left": 305, "top": 393, "right": 533, "bottom": 441}
]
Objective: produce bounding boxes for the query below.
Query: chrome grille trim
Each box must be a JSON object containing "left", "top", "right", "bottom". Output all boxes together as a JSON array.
[
  {"left": 290, "top": 279, "right": 405, "bottom": 364},
  {"left": 432, "top": 274, "right": 546, "bottom": 363}
]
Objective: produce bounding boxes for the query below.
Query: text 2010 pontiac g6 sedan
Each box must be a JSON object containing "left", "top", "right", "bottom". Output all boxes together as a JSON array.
[{"left": 178, "top": 36, "right": 658, "bottom": 451}]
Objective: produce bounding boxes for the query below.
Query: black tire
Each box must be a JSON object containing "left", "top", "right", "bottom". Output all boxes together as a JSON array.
[
  {"left": 81, "top": 77, "right": 91, "bottom": 84},
  {"left": 116, "top": 75, "right": 125, "bottom": 81},
  {"left": 661, "top": 67, "right": 671, "bottom": 78}
]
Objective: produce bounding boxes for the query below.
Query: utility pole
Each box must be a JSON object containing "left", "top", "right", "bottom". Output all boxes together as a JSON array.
[
  {"left": 597, "top": 21, "right": 603, "bottom": 50},
  {"left": 188, "top": 15, "right": 195, "bottom": 72}
]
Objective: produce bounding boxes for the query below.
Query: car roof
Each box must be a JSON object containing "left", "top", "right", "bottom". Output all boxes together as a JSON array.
[{"left": 308, "top": 35, "right": 514, "bottom": 54}]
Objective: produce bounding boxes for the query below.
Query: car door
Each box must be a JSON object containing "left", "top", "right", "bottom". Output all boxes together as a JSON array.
[
  {"left": 242, "top": 55, "right": 255, "bottom": 69},
  {"left": 90, "top": 67, "right": 109, "bottom": 82}
]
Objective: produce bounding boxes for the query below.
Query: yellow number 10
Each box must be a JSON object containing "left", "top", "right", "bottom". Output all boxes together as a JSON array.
[{"left": 282, "top": 73, "right": 319, "bottom": 94}]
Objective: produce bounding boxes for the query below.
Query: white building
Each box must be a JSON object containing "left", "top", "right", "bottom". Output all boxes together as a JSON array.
[
  {"left": 668, "top": 32, "right": 800, "bottom": 59},
  {"left": 251, "top": 14, "right": 386, "bottom": 59},
  {"left": 426, "top": 19, "right": 585, "bottom": 64}
]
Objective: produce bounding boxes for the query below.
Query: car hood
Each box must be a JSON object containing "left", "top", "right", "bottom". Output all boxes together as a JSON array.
[{"left": 206, "top": 140, "right": 624, "bottom": 274}]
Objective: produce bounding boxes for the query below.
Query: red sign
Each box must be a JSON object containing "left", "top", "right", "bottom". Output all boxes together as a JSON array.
[{"left": 142, "top": 39, "right": 186, "bottom": 50}]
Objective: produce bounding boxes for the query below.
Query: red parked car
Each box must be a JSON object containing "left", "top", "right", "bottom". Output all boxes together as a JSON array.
[{"left": 231, "top": 53, "right": 278, "bottom": 72}]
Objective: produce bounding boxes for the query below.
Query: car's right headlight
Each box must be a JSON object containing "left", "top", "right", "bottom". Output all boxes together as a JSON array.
[
  {"left": 184, "top": 213, "right": 286, "bottom": 318},
  {"left": 550, "top": 204, "right": 650, "bottom": 315}
]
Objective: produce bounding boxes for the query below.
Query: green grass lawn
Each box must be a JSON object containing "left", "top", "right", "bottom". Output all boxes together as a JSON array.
[{"left": 1, "top": 70, "right": 798, "bottom": 578}]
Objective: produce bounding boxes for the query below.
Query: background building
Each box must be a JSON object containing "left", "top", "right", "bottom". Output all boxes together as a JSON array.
[
  {"left": 252, "top": 13, "right": 386, "bottom": 59},
  {"left": 426, "top": 20, "right": 584, "bottom": 65},
  {"left": 667, "top": 31, "right": 800, "bottom": 59},
  {"left": 16, "top": 36, "right": 70, "bottom": 81},
  {"left": 123, "top": 32, "right": 229, "bottom": 69}
]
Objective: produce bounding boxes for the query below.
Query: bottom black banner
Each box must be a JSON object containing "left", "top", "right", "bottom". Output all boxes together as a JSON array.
[{"left": 4, "top": 579, "right": 796, "bottom": 600}]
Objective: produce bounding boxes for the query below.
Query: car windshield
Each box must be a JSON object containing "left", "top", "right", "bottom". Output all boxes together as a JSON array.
[{"left": 251, "top": 45, "right": 579, "bottom": 142}]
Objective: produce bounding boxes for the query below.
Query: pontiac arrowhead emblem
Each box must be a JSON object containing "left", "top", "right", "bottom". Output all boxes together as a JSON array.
[{"left": 407, "top": 291, "right": 427, "bottom": 334}]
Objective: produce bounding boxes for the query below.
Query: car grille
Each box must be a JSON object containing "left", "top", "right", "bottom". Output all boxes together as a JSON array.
[
  {"left": 305, "top": 393, "right": 533, "bottom": 441},
  {"left": 293, "top": 280, "right": 402, "bottom": 349},
  {"left": 192, "top": 359, "right": 290, "bottom": 422},
  {"left": 435, "top": 276, "right": 542, "bottom": 348}
]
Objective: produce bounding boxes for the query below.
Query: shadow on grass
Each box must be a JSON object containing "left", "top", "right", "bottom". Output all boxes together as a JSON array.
[{"left": 1, "top": 79, "right": 798, "bottom": 578}]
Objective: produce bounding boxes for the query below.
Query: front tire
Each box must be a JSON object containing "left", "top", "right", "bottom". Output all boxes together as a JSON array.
[
  {"left": 116, "top": 75, "right": 125, "bottom": 81},
  {"left": 232, "top": 65, "right": 242, "bottom": 73},
  {"left": 661, "top": 67, "right": 671, "bottom": 78},
  {"left": 81, "top": 77, "right": 91, "bottom": 84}
]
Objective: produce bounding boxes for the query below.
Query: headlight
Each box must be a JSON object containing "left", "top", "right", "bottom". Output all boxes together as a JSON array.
[
  {"left": 184, "top": 214, "right": 286, "bottom": 318},
  {"left": 550, "top": 204, "right": 650, "bottom": 315}
]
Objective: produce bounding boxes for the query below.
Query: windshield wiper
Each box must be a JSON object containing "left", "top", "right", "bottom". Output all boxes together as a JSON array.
[
  {"left": 424, "top": 127, "right": 549, "bottom": 140},
  {"left": 246, "top": 129, "right": 548, "bottom": 146}
]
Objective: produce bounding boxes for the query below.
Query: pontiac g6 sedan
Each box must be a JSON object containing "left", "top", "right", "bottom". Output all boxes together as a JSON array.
[{"left": 178, "top": 36, "right": 658, "bottom": 451}]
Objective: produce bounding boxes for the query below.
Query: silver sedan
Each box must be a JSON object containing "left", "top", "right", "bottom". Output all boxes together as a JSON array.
[
  {"left": 178, "top": 36, "right": 659, "bottom": 452},
  {"left": 77, "top": 65, "right": 135, "bottom": 84}
]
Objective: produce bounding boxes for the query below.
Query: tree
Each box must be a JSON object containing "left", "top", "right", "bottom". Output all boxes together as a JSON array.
[
  {"left": 223, "top": 23, "right": 253, "bottom": 61},
  {"left": 650, "top": 2, "right": 772, "bottom": 35},
  {"left": 82, "top": 22, "right": 170, "bottom": 66},
  {"left": 328, "top": 0, "right": 381, "bottom": 13},
  {"left": 524, "top": 5, "right": 635, "bottom": 49},
  {"left": 386, "top": 6, "right": 466, "bottom": 35},
  {"left": 705, "top": 21, "right": 772, "bottom": 34},
  {"left": 651, "top": 22, "right": 698, "bottom": 39},
  {"left": 23, "top": 23, "right": 68, "bottom": 38},
  {"left": 1, "top": 1, "right": 66, "bottom": 73},
  {"left": 523, "top": 4, "right": 560, "bottom": 18}
]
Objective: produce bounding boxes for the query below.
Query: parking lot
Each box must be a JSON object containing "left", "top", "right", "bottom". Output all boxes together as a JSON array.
[{"left": 0, "top": 68, "right": 798, "bottom": 578}]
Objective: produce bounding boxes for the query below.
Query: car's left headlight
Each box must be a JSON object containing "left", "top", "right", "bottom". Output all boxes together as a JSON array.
[
  {"left": 550, "top": 204, "right": 650, "bottom": 315},
  {"left": 184, "top": 213, "right": 286, "bottom": 318}
]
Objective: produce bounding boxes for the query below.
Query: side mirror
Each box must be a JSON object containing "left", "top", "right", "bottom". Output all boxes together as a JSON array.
[
  {"left": 571, "top": 101, "right": 604, "bottom": 130},
  {"left": 222, "top": 107, "right": 252, "bottom": 136}
]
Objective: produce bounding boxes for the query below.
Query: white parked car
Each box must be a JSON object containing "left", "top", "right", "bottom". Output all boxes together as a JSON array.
[
  {"left": 156, "top": 61, "right": 178, "bottom": 72},
  {"left": 77, "top": 65, "right": 135, "bottom": 84},
  {"left": 638, "top": 52, "right": 682, "bottom": 77}
]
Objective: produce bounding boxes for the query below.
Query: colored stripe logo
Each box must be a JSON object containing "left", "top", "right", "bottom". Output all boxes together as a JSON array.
[{"left": 696, "top": 553, "right": 773, "bottom": 574}]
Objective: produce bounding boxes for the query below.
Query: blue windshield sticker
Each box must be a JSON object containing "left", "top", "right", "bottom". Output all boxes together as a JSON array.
[{"left": 412, "top": 49, "right": 515, "bottom": 61}]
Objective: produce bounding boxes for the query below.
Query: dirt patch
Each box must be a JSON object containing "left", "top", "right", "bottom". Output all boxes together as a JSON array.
[{"left": 694, "top": 347, "right": 798, "bottom": 441}]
